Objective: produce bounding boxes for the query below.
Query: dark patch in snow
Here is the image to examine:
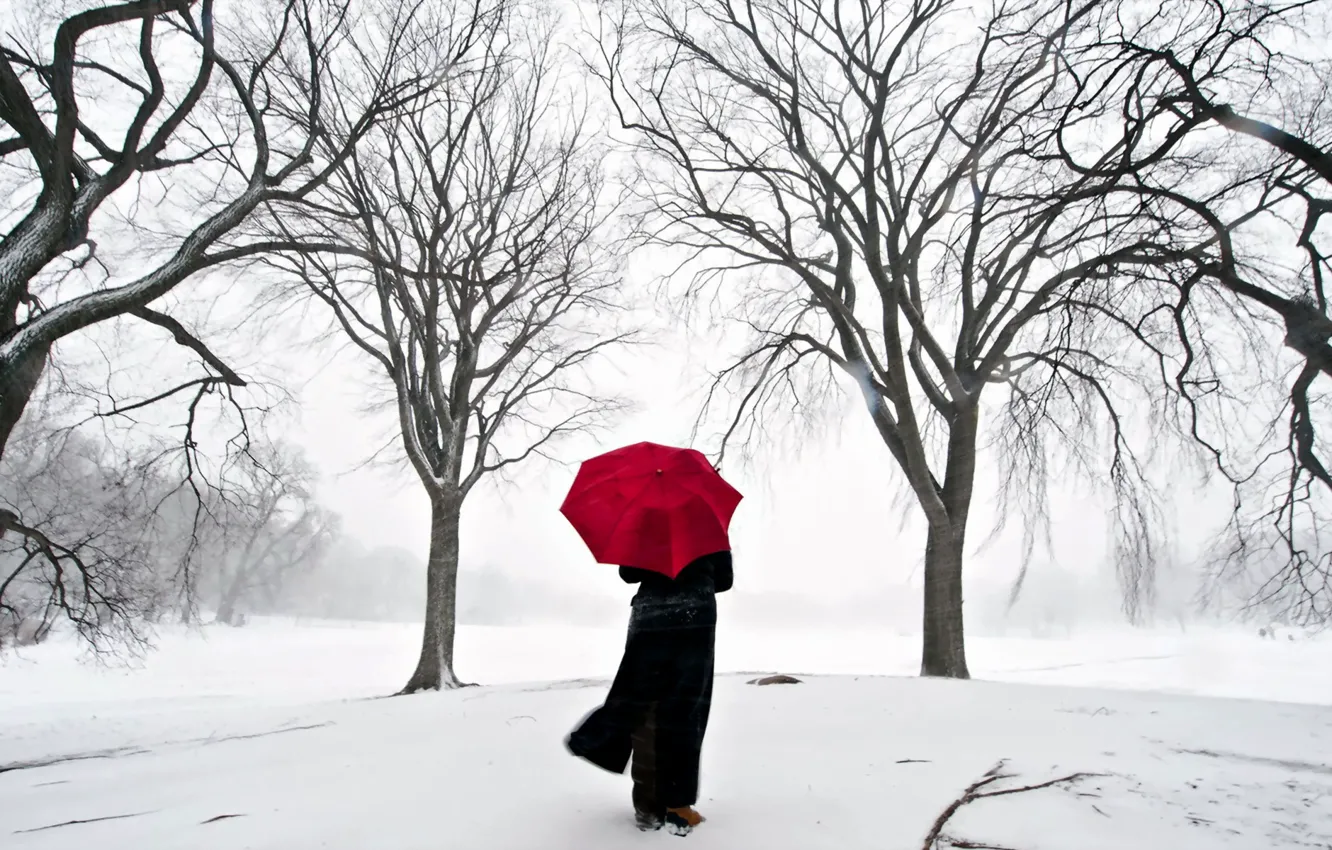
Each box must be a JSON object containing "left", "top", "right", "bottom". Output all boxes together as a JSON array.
[
  {"left": 522, "top": 678, "right": 611, "bottom": 692},
  {"left": 197, "top": 722, "right": 333, "bottom": 746},
  {"left": 201, "top": 814, "right": 246, "bottom": 824},
  {"left": 455, "top": 679, "right": 612, "bottom": 703},
  {"left": 996, "top": 654, "right": 1175, "bottom": 674},
  {"left": 0, "top": 745, "right": 149, "bottom": 775},
  {"left": 1056, "top": 706, "right": 1117, "bottom": 717},
  {"left": 14, "top": 810, "right": 158, "bottom": 833},
  {"left": 895, "top": 759, "right": 930, "bottom": 764},
  {"left": 0, "top": 724, "right": 333, "bottom": 778},
  {"left": 747, "top": 674, "right": 803, "bottom": 686},
  {"left": 1176, "top": 748, "right": 1332, "bottom": 777}
]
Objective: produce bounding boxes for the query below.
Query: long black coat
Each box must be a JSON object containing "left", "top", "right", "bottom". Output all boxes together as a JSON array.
[{"left": 565, "top": 551, "right": 733, "bottom": 810}]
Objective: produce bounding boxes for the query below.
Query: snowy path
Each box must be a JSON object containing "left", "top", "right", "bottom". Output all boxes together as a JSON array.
[{"left": 2, "top": 622, "right": 1331, "bottom": 848}]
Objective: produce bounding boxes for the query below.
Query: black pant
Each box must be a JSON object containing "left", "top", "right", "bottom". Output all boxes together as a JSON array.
[
  {"left": 631, "top": 704, "right": 661, "bottom": 814},
  {"left": 567, "top": 593, "right": 716, "bottom": 811},
  {"left": 627, "top": 594, "right": 714, "bottom": 810}
]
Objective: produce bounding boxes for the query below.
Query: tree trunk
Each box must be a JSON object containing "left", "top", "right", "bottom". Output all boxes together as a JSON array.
[
  {"left": 0, "top": 341, "right": 49, "bottom": 462},
  {"left": 920, "top": 523, "right": 970, "bottom": 678},
  {"left": 215, "top": 577, "right": 245, "bottom": 626},
  {"left": 401, "top": 492, "right": 465, "bottom": 693},
  {"left": 919, "top": 402, "right": 980, "bottom": 679}
]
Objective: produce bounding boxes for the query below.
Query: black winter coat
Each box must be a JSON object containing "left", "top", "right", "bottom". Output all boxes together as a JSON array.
[{"left": 565, "top": 551, "right": 732, "bottom": 810}]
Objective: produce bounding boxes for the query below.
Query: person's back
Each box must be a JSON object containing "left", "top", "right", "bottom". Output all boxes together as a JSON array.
[
  {"left": 621, "top": 550, "right": 732, "bottom": 601},
  {"left": 619, "top": 551, "right": 731, "bottom": 637}
]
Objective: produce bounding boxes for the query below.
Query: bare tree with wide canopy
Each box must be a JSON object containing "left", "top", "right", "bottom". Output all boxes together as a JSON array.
[
  {"left": 265, "top": 0, "right": 631, "bottom": 692},
  {"left": 0, "top": 0, "right": 442, "bottom": 646},
  {"left": 594, "top": 0, "right": 1288, "bottom": 676},
  {"left": 0, "top": 0, "right": 440, "bottom": 460}
]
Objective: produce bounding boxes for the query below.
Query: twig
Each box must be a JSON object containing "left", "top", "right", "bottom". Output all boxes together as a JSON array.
[
  {"left": 921, "top": 761, "right": 1102, "bottom": 850},
  {"left": 15, "top": 811, "right": 158, "bottom": 833},
  {"left": 200, "top": 814, "right": 246, "bottom": 824}
]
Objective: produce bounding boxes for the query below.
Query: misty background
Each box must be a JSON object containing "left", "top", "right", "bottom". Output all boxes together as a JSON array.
[
  {"left": 228, "top": 266, "right": 1224, "bottom": 638},
  {"left": 15, "top": 255, "right": 1232, "bottom": 640}
]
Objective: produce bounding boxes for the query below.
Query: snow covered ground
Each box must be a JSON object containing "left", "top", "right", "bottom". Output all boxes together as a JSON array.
[{"left": 2, "top": 619, "right": 1331, "bottom": 848}]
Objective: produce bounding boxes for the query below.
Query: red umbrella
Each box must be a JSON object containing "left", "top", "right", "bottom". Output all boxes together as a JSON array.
[{"left": 559, "top": 442, "right": 743, "bottom": 579}]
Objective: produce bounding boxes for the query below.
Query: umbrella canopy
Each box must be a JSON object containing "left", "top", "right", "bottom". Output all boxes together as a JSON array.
[{"left": 559, "top": 442, "right": 743, "bottom": 579}]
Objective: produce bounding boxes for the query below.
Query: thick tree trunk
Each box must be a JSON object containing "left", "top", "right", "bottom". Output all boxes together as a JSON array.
[
  {"left": 919, "top": 402, "right": 980, "bottom": 679},
  {"left": 215, "top": 577, "right": 245, "bottom": 626},
  {"left": 920, "top": 524, "right": 969, "bottom": 678},
  {"left": 401, "top": 492, "right": 465, "bottom": 693},
  {"left": 0, "top": 341, "right": 48, "bottom": 462},
  {"left": 0, "top": 183, "right": 74, "bottom": 314}
]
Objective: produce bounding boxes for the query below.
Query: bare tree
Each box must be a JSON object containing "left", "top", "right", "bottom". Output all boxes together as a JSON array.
[
  {"left": 0, "top": 0, "right": 439, "bottom": 462},
  {"left": 0, "top": 0, "right": 446, "bottom": 648},
  {"left": 1075, "top": 0, "right": 1332, "bottom": 624},
  {"left": 593, "top": 0, "right": 1282, "bottom": 676},
  {"left": 265, "top": 1, "right": 631, "bottom": 691},
  {"left": 204, "top": 440, "right": 335, "bottom": 626}
]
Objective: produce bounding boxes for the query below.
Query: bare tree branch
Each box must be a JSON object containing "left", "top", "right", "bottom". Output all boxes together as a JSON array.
[
  {"left": 1091, "top": 0, "right": 1332, "bottom": 625},
  {"left": 0, "top": 0, "right": 440, "bottom": 462}
]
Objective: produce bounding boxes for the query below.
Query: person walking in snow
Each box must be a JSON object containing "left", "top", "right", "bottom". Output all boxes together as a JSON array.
[{"left": 565, "top": 550, "right": 733, "bottom": 835}]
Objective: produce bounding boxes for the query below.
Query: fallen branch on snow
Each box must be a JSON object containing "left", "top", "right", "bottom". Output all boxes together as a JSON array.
[
  {"left": 0, "top": 724, "right": 333, "bottom": 775},
  {"left": 0, "top": 745, "right": 150, "bottom": 775},
  {"left": 921, "top": 760, "right": 1102, "bottom": 850},
  {"left": 201, "top": 814, "right": 247, "bottom": 824},
  {"left": 15, "top": 810, "right": 158, "bottom": 833}
]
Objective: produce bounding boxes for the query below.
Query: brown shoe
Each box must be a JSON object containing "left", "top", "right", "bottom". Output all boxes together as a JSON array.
[{"left": 665, "top": 807, "right": 705, "bottom": 835}]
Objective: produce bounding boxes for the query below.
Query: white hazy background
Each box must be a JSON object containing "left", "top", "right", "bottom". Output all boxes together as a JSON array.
[{"left": 249, "top": 245, "right": 1228, "bottom": 638}]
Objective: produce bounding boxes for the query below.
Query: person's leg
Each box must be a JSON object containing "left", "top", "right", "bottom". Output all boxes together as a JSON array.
[
  {"left": 659, "top": 621, "right": 715, "bottom": 834},
  {"left": 630, "top": 703, "right": 664, "bottom": 830},
  {"left": 658, "top": 714, "right": 704, "bottom": 823}
]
